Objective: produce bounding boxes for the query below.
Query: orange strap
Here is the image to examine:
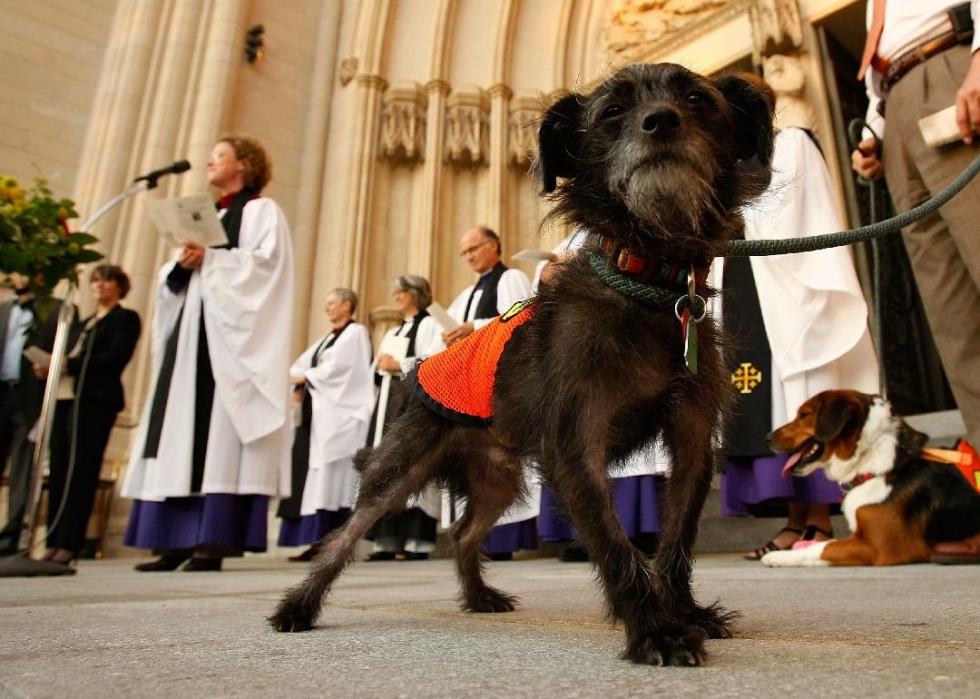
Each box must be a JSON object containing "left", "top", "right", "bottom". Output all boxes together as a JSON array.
[{"left": 920, "top": 447, "right": 974, "bottom": 467}]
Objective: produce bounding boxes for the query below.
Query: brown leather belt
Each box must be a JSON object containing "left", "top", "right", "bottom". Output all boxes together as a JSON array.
[{"left": 877, "top": 28, "right": 972, "bottom": 95}]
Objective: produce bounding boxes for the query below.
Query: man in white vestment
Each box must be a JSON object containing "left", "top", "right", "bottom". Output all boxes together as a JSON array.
[
  {"left": 434, "top": 226, "right": 535, "bottom": 560},
  {"left": 123, "top": 135, "right": 294, "bottom": 572},
  {"left": 277, "top": 288, "right": 374, "bottom": 560}
]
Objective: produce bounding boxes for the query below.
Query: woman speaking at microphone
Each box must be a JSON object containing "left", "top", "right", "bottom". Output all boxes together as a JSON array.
[{"left": 123, "top": 135, "right": 294, "bottom": 572}]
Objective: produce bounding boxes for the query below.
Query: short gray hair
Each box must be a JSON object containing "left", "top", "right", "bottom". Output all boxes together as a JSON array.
[
  {"left": 328, "top": 287, "right": 358, "bottom": 314},
  {"left": 391, "top": 274, "right": 432, "bottom": 310}
]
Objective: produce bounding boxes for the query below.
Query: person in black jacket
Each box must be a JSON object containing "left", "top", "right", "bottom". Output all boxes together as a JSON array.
[{"left": 36, "top": 265, "right": 141, "bottom": 565}]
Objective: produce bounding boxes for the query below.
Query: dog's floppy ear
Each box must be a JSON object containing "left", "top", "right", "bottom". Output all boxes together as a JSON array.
[
  {"left": 814, "top": 394, "right": 864, "bottom": 445},
  {"left": 713, "top": 74, "right": 775, "bottom": 164},
  {"left": 535, "top": 93, "right": 584, "bottom": 193}
]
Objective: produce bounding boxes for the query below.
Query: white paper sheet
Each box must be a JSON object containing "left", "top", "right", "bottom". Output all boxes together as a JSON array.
[
  {"left": 146, "top": 194, "right": 228, "bottom": 247},
  {"left": 427, "top": 301, "right": 460, "bottom": 332}
]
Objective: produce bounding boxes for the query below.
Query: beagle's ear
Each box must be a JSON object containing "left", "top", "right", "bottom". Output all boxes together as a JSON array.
[
  {"left": 814, "top": 394, "right": 864, "bottom": 445},
  {"left": 534, "top": 93, "right": 585, "bottom": 194},
  {"left": 713, "top": 74, "right": 775, "bottom": 201}
]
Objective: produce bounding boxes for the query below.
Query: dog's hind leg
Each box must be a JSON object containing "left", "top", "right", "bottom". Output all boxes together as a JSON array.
[
  {"left": 658, "top": 397, "right": 736, "bottom": 641},
  {"left": 450, "top": 444, "right": 523, "bottom": 613},
  {"left": 269, "top": 410, "right": 444, "bottom": 633}
]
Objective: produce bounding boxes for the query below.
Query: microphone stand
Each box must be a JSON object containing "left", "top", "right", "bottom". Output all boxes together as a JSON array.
[{"left": 0, "top": 181, "right": 153, "bottom": 577}]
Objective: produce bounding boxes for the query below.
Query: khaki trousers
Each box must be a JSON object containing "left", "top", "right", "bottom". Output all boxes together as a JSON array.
[{"left": 883, "top": 44, "right": 980, "bottom": 446}]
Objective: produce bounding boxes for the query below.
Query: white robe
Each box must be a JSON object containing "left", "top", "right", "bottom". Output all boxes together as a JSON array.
[
  {"left": 434, "top": 265, "right": 538, "bottom": 528},
  {"left": 535, "top": 230, "right": 669, "bottom": 479},
  {"left": 741, "top": 128, "right": 880, "bottom": 425},
  {"left": 426, "top": 267, "right": 533, "bottom": 355},
  {"left": 294, "top": 323, "right": 374, "bottom": 515},
  {"left": 123, "top": 197, "right": 294, "bottom": 501},
  {"left": 373, "top": 315, "right": 441, "bottom": 519}
]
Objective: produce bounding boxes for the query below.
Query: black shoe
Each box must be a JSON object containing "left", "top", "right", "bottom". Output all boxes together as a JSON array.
[
  {"left": 397, "top": 551, "right": 429, "bottom": 561},
  {"left": 182, "top": 557, "right": 222, "bottom": 572},
  {"left": 559, "top": 546, "right": 589, "bottom": 562},
  {"left": 134, "top": 554, "right": 190, "bottom": 572},
  {"left": 486, "top": 552, "right": 513, "bottom": 561},
  {"left": 287, "top": 545, "right": 320, "bottom": 562},
  {"left": 365, "top": 551, "right": 396, "bottom": 561}
]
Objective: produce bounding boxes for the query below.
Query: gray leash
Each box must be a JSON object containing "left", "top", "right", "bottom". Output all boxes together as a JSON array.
[{"left": 724, "top": 153, "right": 980, "bottom": 257}]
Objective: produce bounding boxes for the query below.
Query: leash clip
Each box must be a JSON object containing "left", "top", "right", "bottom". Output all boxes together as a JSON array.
[{"left": 675, "top": 266, "right": 706, "bottom": 374}]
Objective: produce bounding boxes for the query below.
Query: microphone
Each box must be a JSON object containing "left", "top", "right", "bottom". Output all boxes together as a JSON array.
[{"left": 134, "top": 160, "right": 191, "bottom": 189}]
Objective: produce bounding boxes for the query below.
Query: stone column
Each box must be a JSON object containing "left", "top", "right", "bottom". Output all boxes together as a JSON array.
[
  {"left": 71, "top": 0, "right": 165, "bottom": 256},
  {"left": 343, "top": 73, "right": 388, "bottom": 297},
  {"left": 180, "top": 0, "right": 250, "bottom": 196},
  {"left": 486, "top": 83, "right": 512, "bottom": 237},
  {"left": 292, "top": 0, "right": 344, "bottom": 350},
  {"left": 410, "top": 79, "right": 450, "bottom": 278}
]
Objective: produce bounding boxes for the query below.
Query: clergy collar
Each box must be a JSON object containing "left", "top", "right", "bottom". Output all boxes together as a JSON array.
[
  {"left": 217, "top": 188, "right": 260, "bottom": 210},
  {"left": 596, "top": 233, "right": 711, "bottom": 293},
  {"left": 477, "top": 261, "right": 506, "bottom": 283}
]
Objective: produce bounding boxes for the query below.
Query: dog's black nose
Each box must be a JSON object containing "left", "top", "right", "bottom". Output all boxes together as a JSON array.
[{"left": 641, "top": 107, "right": 681, "bottom": 136}]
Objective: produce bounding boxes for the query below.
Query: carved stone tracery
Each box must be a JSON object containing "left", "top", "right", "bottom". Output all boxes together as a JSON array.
[
  {"left": 380, "top": 82, "right": 426, "bottom": 163},
  {"left": 508, "top": 95, "right": 543, "bottom": 167},
  {"left": 445, "top": 88, "right": 489, "bottom": 166}
]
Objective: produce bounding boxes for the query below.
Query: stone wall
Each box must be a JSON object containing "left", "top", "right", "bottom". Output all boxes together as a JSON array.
[{"left": 0, "top": 0, "right": 118, "bottom": 193}]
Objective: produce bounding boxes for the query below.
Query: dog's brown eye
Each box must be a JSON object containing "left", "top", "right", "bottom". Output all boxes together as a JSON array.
[
  {"left": 686, "top": 91, "right": 707, "bottom": 106},
  {"left": 600, "top": 104, "right": 624, "bottom": 120}
]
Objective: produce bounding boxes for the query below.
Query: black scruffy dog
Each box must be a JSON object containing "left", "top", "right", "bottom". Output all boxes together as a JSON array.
[{"left": 270, "top": 63, "right": 774, "bottom": 666}]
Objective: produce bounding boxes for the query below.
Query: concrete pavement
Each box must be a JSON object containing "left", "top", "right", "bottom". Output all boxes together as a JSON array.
[{"left": 1, "top": 555, "right": 978, "bottom": 698}]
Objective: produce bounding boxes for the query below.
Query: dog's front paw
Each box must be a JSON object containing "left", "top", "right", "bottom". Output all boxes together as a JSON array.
[
  {"left": 268, "top": 594, "right": 318, "bottom": 632},
  {"left": 685, "top": 601, "right": 738, "bottom": 639},
  {"left": 462, "top": 586, "right": 518, "bottom": 613},
  {"left": 761, "top": 541, "right": 829, "bottom": 568},
  {"left": 623, "top": 622, "right": 707, "bottom": 666}
]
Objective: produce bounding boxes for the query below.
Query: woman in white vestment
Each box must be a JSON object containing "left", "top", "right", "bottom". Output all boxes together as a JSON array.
[
  {"left": 123, "top": 136, "right": 294, "bottom": 572},
  {"left": 720, "top": 77, "right": 879, "bottom": 560},
  {"left": 277, "top": 288, "right": 374, "bottom": 557},
  {"left": 362, "top": 275, "right": 442, "bottom": 560}
]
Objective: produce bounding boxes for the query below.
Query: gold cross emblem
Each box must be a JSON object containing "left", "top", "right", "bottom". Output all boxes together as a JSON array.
[{"left": 732, "top": 362, "right": 762, "bottom": 394}]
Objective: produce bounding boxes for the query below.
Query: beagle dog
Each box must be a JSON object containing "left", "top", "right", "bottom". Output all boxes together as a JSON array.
[{"left": 762, "top": 390, "right": 980, "bottom": 567}]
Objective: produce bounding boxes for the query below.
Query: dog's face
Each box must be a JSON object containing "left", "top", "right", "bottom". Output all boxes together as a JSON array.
[
  {"left": 537, "top": 63, "right": 774, "bottom": 259},
  {"left": 770, "top": 390, "right": 876, "bottom": 477}
]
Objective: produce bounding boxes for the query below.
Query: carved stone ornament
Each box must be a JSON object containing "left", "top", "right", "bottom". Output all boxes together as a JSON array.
[
  {"left": 380, "top": 82, "right": 427, "bottom": 163},
  {"left": 763, "top": 53, "right": 815, "bottom": 130},
  {"left": 445, "top": 88, "right": 489, "bottom": 166},
  {"left": 338, "top": 57, "right": 358, "bottom": 86},
  {"left": 603, "top": 0, "right": 732, "bottom": 62},
  {"left": 749, "top": 0, "right": 803, "bottom": 56},
  {"left": 508, "top": 95, "right": 543, "bottom": 167}
]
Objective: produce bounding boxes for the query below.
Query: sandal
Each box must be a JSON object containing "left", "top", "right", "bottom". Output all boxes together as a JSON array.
[
  {"left": 743, "top": 526, "right": 803, "bottom": 561},
  {"left": 801, "top": 524, "right": 834, "bottom": 541}
]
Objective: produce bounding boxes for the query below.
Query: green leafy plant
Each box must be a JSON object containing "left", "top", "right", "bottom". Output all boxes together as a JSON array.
[{"left": 0, "top": 175, "right": 102, "bottom": 319}]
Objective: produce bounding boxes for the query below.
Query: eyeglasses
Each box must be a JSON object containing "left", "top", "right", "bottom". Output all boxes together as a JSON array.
[{"left": 459, "top": 240, "right": 492, "bottom": 257}]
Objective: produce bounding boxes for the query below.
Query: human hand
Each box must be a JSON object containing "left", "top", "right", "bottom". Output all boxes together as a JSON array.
[
  {"left": 290, "top": 375, "right": 306, "bottom": 386},
  {"left": 955, "top": 51, "right": 980, "bottom": 144},
  {"left": 33, "top": 363, "right": 48, "bottom": 379},
  {"left": 290, "top": 385, "right": 305, "bottom": 407},
  {"left": 851, "top": 137, "right": 883, "bottom": 180},
  {"left": 377, "top": 354, "right": 402, "bottom": 374},
  {"left": 177, "top": 241, "right": 206, "bottom": 270},
  {"left": 442, "top": 321, "right": 474, "bottom": 346}
]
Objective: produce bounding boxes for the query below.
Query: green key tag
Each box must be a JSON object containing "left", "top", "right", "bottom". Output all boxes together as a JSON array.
[{"left": 681, "top": 308, "right": 698, "bottom": 375}]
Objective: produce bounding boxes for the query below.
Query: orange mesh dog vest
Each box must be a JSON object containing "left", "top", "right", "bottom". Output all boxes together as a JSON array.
[{"left": 414, "top": 300, "right": 535, "bottom": 426}]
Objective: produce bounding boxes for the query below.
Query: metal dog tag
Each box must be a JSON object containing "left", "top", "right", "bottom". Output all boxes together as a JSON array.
[{"left": 681, "top": 308, "right": 698, "bottom": 375}]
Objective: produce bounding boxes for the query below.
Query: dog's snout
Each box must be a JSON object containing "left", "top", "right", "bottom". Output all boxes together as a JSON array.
[{"left": 640, "top": 107, "right": 681, "bottom": 137}]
